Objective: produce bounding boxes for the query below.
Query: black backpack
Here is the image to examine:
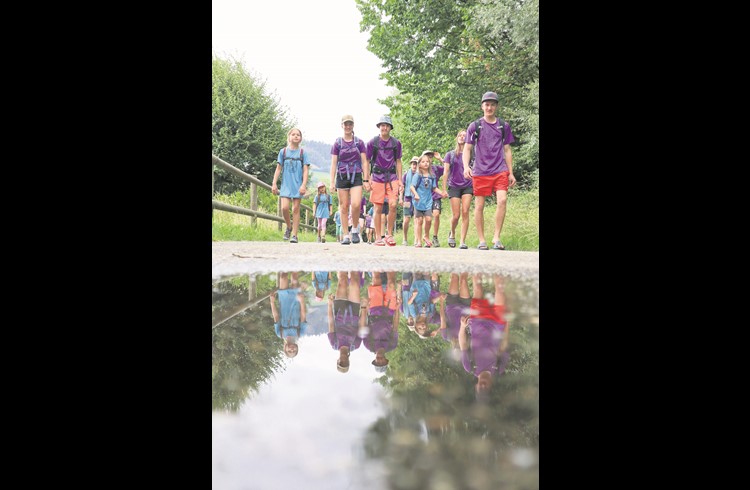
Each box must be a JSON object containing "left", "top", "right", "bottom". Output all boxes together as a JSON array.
[
  {"left": 474, "top": 117, "right": 505, "bottom": 146},
  {"left": 370, "top": 136, "right": 399, "bottom": 169},
  {"left": 281, "top": 147, "right": 305, "bottom": 163}
]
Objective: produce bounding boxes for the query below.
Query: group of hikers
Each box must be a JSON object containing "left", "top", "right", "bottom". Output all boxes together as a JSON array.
[
  {"left": 271, "top": 91, "right": 516, "bottom": 250},
  {"left": 271, "top": 270, "right": 510, "bottom": 400}
]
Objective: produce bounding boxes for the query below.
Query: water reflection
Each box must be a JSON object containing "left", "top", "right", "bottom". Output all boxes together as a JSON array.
[{"left": 212, "top": 270, "right": 538, "bottom": 490}]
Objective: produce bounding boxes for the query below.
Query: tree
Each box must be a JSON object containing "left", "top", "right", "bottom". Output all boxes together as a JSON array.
[
  {"left": 212, "top": 55, "right": 294, "bottom": 194},
  {"left": 355, "top": 0, "right": 539, "bottom": 183}
]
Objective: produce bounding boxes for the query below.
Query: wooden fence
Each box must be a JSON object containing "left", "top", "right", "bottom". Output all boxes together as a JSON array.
[{"left": 212, "top": 154, "right": 315, "bottom": 232}]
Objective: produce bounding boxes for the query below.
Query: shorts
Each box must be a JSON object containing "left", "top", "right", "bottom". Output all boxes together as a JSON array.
[
  {"left": 446, "top": 293, "right": 471, "bottom": 306},
  {"left": 448, "top": 186, "right": 474, "bottom": 199},
  {"left": 335, "top": 172, "right": 363, "bottom": 189},
  {"left": 368, "top": 284, "right": 398, "bottom": 310},
  {"left": 470, "top": 298, "right": 505, "bottom": 322},
  {"left": 472, "top": 171, "right": 509, "bottom": 197},
  {"left": 414, "top": 209, "right": 430, "bottom": 218},
  {"left": 431, "top": 198, "right": 442, "bottom": 214},
  {"left": 402, "top": 196, "right": 413, "bottom": 217},
  {"left": 369, "top": 180, "right": 399, "bottom": 206}
]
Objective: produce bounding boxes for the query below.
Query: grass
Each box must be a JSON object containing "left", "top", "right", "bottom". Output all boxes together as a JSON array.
[{"left": 212, "top": 185, "right": 538, "bottom": 251}]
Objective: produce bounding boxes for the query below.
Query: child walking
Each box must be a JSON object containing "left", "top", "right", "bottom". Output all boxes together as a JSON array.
[
  {"left": 409, "top": 154, "right": 440, "bottom": 248},
  {"left": 271, "top": 128, "right": 310, "bottom": 243},
  {"left": 313, "top": 182, "right": 332, "bottom": 243}
]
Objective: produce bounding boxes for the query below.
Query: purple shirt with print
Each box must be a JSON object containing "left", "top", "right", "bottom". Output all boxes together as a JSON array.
[
  {"left": 461, "top": 318, "right": 509, "bottom": 376},
  {"left": 444, "top": 150, "right": 472, "bottom": 189},
  {"left": 366, "top": 136, "right": 402, "bottom": 184},
  {"left": 466, "top": 118, "right": 515, "bottom": 176}
]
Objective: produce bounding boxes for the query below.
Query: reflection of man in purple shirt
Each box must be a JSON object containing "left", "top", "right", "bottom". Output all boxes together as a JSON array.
[
  {"left": 362, "top": 275, "right": 401, "bottom": 373},
  {"left": 459, "top": 274, "right": 510, "bottom": 400}
]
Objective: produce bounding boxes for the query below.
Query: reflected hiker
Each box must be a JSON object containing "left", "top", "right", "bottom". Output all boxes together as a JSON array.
[
  {"left": 367, "top": 115, "right": 402, "bottom": 246},
  {"left": 270, "top": 272, "right": 308, "bottom": 358},
  {"left": 407, "top": 272, "right": 445, "bottom": 338},
  {"left": 328, "top": 271, "right": 366, "bottom": 373},
  {"left": 439, "top": 272, "right": 471, "bottom": 360},
  {"left": 462, "top": 91, "right": 516, "bottom": 250},
  {"left": 330, "top": 115, "right": 369, "bottom": 245},
  {"left": 459, "top": 273, "right": 510, "bottom": 402},
  {"left": 361, "top": 270, "right": 400, "bottom": 374},
  {"left": 271, "top": 128, "right": 310, "bottom": 244},
  {"left": 442, "top": 130, "right": 473, "bottom": 249}
]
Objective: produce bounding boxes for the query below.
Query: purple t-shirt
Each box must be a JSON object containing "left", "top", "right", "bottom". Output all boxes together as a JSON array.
[
  {"left": 366, "top": 136, "right": 402, "bottom": 184},
  {"left": 363, "top": 306, "right": 399, "bottom": 353},
  {"left": 461, "top": 318, "right": 509, "bottom": 376},
  {"left": 328, "top": 302, "right": 363, "bottom": 351},
  {"left": 444, "top": 150, "right": 472, "bottom": 189},
  {"left": 466, "top": 118, "right": 515, "bottom": 176},
  {"left": 331, "top": 137, "right": 366, "bottom": 166},
  {"left": 440, "top": 301, "right": 466, "bottom": 342}
]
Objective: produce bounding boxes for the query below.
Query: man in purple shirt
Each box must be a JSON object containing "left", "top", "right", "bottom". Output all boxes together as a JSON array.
[
  {"left": 458, "top": 273, "right": 510, "bottom": 401},
  {"left": 367, "top": 115, "right": 403, "bottom": 246},
  {"left": 462, "top": 91, "right": 517, "bottom": 250}
]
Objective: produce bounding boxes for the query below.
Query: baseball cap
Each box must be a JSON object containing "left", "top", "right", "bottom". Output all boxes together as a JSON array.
[
  {"left": 341, "top": 114, "right": 354, "bottom": 124},
  {"left": 481, "top": 91, "right": 499, "bottom": 103}
]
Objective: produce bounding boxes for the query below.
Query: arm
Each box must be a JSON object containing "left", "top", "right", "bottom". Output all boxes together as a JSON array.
[
  {"left": 462, "top": 144, "right": 473, "bottom": 180},
  {"left": 330, "top": 154, "right": 338, "bottom": 193},
  {"left": 312, "top": 197, "right": 317, "bottom": 217},
  {"left": 458, "top": 315, "right": 469, "bottom": 351},
  {"left": 271, "top": 164, "right": 281, "bottom": 195},
  {"left": 410, "top": 184, "right": 419, "bottom": 200},
  {"left": 269, "top": 291, "right": 279, "bottom": 322},
  {"left": 359, "top": 298, "right": 369, "bottom": 329},
  {"left": 298, "top": 292, "right": 307, "bottom": 323},
  {"left": 438, "top": 297, "right": 446, "bottom": 331},
  {"left": 300, "top": 164, "right": 309, "bottom": 195},
  {"left": 360, "top": 150, "right": 371, "bottom": 192},
  {"left": 396, "top": 158, "right": 403, "bottom": 193},
  {"left": 505, "top": 144, "right": 516, "bottom": 187},
  {"left": 498, "top": 322, "right": 510, "bottom": 354},
  {"left": 328, "top": 294, "right": 335, "bottom": 333},
  {"left": 442, "top": 159, "right": 451, "bottom": 196}
]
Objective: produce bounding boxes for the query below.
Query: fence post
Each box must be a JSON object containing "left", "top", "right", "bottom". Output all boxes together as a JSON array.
[
  {"left": 305, "top": 209, "right": 309, "bottom": 232},
  {"left": 250, "top": 178, "right": 258, "bottom": 227}
]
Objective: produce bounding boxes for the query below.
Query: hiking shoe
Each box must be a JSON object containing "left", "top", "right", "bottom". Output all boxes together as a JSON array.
[
  {"left": 351, "top": 232, "right": 360, "bottom": 244},
  {"left": 290, "top": 235, "right": 298, "bottom": 243},
  {"left": 316, "top": 236, "right": 321, "bottom": 243},
  {"left": 321, "top": 237, "right": 326, "bottom": 243},
  {"left": 341, "top": 237, "right": 351, "bottom": 245},
  {"left": 402, "top": 240, "right": 408, "bottom": 246},
  {"left": 433, "top": 236, "right": 440, "bottom": 248},
  {"left": 361, "top": 233, "right": 368, "bottom": 243},
  {"left": 283, "top": 228, "right": 291, "bottom": 241}
]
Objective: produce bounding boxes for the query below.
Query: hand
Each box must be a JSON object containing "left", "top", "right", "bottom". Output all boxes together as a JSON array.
[
  {"left": 299, "top": 186, "right": 307, "bottom": 195},
  {"left": 271, "top": 185, "right": 279, "bottom": 195},
  {"left": 508, "top": 173, "right": 517, "bottom": 187},
  {"left": 464, "top": 167, "right": 473, "bottom": 179},
  {"left": 434, "top": 152, "right": 441, "bottom": 160},
  {"left": 441, "top": 190, "right": 448, "bottom": 198},
  {"left": 414, "top": 195, "right": 420, "bottom": 201}
]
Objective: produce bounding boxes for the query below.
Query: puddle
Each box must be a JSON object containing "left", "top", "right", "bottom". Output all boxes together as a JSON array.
[{"left": 212, "top": 270, "right": 538, "bottom": 490}]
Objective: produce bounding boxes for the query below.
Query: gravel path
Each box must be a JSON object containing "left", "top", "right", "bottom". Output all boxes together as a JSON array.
[{"left": 212, "top": 241, "right": 539, "bottom": 281}]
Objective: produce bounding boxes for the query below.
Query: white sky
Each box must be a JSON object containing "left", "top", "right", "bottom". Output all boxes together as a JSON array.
[{"left": 212, "top": 0, "right": 392, "bottom": 143}]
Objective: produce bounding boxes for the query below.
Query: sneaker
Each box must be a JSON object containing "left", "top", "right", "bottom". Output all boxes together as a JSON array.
[
  {"left": 283, "top": 228, "right": 291, "bottom": 241},
  {"left": 402, "top": 240, "right": 408, "bottom": 246},
  {"left": 321, "top": 237, "right": 326, "bottom": 243},
  {"left": 341, "top": 237, "right": 351, "bottom": 245},
  {"left": 361, "top": 233, "right": 368, "bottom": 243},
  {"left": 351, "top": 232, "right": 360, "bottom": 244},
  {"left": 433, "top": 236, "right": 440, "bottom": 248},
  {"left": 316, "top": 236, "right": 321, "bottom": 243},
  {"left": 290, "top": 235, "right": 298, "bottom": 243}
]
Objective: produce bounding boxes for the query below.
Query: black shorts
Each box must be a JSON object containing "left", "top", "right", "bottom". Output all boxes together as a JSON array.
[
  {"left": 335, "top": 173, "right": 363, "bottom": 189},
  {"left": 402, "top": 196, "right": 414, "bottom": 217},
  {"left": 431, "top": 198, "right": 442, "bottom": 214},
  {"left": 448, "top": 186, "right": 474, "bottom": 199}
]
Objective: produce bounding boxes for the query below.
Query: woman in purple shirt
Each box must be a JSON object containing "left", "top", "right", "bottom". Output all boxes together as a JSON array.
[{"left": 442, "top": 130, "right": 473, "bottom": 249}]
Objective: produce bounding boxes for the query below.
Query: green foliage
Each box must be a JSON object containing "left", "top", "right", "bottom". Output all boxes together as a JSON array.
[
  {"left": 355, "top": 0, "right": 539, "bottom": 183},
  {"left": 212, "top": 55, "right": 294, "bottom": 194}
]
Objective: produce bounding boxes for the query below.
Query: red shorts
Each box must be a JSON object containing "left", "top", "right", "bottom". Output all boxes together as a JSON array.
[
  {"left": 472, "top": 171, "right": 509, "bottom": 197},
  {"left": 470, "top": 298, "right": 505, "bottom": 322}
]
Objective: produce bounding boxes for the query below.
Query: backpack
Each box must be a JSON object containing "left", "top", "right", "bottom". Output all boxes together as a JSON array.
[
  {"left": 470, "top": 117, "right": 504, "bottom": 168},
  {"left": 370, "top": 136, "right": 400, "bottom": 188},
  {"left": 334, "top": 136, "right": 362, "bottom": 184},
  {"left": 281, "top": 147, "right": 305, "bottom": 163}
]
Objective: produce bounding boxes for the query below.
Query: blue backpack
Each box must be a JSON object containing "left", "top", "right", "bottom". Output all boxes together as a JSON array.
[{"left": 334, "top": 136, "right": 362, "bottom": 184}]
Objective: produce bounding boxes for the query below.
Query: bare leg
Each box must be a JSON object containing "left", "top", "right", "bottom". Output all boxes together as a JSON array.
[
  {"left": 474, "top": 195, "right": 486, "bottom": 244},
  {"left": 460, "top": 194, "right": 472, "bottom": 245},
  {"left": 281, "top": 197, "right": 291, "bottom": 230},
  {"left": 291, "top": 198, "right": 301, "bottom": 237},
  {"left": 493, "top": 190, "right": 508, "bottom": 244}
]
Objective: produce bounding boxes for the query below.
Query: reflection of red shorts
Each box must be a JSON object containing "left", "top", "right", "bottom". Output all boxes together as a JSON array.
[
  {"left": 470, "top": 298, "right": 505, "bottom": 322},
  {"left": 368, "top": 285, "right": 398, "bottom": 310},
  {"left": 473, "top": 171, "right": 509, "bottom": 197}
]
